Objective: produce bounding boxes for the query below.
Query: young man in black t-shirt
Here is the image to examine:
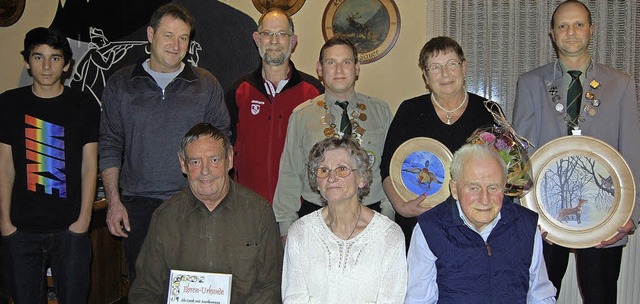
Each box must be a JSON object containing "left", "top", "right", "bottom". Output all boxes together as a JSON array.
[{"left": 0, "top": 27, "right": 100, "bottom": 303}]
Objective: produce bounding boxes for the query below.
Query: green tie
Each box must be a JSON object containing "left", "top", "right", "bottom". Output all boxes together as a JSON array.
[
  {"left": 335, "top": 101, "right": 352, "bottom": 136},
  {"left": 566, "top": 70, "right": 582, "bottom": 134}
]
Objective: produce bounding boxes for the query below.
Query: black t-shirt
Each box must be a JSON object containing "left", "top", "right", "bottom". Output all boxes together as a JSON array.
[
  {"left": 0, "top": 86, "right": 100, "bottom": 232},
  {"left": 381, "top": 93, "right": 497, "bottom": 179}
]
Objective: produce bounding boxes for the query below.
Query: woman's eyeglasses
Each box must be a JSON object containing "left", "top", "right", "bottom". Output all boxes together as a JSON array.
[
  {"left": 425, "top": 60, "right": 463, "bottom": 74},
  {"left": 314, "top": 166, "right": 356, "bottom": 179}
]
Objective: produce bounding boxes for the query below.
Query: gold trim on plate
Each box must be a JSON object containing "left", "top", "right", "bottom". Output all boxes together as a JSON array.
[
  {"left": 389, "top": 137, "right": 453, "bottom": 208},
  {"left": 521, "top": 135, "right": 635, "bottom": 249}
]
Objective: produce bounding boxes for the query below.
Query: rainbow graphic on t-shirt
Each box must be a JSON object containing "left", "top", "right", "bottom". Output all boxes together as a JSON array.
[{"left": 24, "top": 115, "right": 67, "bottom": 198}]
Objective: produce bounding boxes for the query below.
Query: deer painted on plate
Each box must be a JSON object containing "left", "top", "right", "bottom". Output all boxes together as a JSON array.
[{"left": 557, "top": 198, "right": 588, "bottom": 224}]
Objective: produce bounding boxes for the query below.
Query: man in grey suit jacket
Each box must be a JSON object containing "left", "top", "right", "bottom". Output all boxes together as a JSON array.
[{"left": 513, "top": 1, "right": 640, "bottom": 303}]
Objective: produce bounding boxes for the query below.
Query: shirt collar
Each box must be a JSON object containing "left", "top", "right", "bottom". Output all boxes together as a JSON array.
[
  {"left": 455, "top": 200, "right": 501, "bottom": 241},
  {"left": 262, "top": 66, "right": 292, "bottom": 97},
  {"left": 324, "top": 92, "right": 358, "bottom": 107},
  {"left": 183, "top": 180, "right": 236, "bottom": 216},
  {"left": 558, "top": 59, "right": 591, "bottom": 78}
]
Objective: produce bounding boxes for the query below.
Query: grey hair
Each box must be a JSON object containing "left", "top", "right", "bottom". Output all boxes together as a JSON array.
[
  {"left": 178, "top": 123, "right": 232, "bottom": 161},
  {"left": 307, "top": 137, "right": 372, "bottom": 205},
  {"left": 450, "top": 144, "right": 508, "bottom": 182}
]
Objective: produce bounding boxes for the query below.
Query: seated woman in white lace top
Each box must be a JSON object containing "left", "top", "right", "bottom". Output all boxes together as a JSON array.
[{"left": 282, "top": 137, "right": 407, "bottom": 303}]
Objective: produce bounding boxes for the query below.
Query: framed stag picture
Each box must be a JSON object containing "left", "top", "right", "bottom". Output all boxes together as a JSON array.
[
  {"left": 389, "top": 137, "right": 452, "bottom": 208},
  {"left": 520, "top": 136, "right": 635, "bottom": 249},
  {"left": 321, "top": 0, "right": 400, "bottom": 64}
]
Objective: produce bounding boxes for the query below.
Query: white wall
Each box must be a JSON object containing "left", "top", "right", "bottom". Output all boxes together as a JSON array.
[{"left": 0, "top": 1, "right": 58, "bottom": 94}]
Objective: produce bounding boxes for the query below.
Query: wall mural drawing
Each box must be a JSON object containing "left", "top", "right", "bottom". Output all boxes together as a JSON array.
[{"left": 19, "top": 0, "right": 260, "bottom": 105}]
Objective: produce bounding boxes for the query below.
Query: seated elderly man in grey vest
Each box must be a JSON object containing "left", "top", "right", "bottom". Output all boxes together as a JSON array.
[{"left": 405, "top": 144, "right": 556, "bottom": 304}]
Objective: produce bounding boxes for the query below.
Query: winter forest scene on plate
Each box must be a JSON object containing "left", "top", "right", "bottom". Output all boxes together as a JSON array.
[{"left": 540, "top": 155, "right": 615, "bottom": 228}]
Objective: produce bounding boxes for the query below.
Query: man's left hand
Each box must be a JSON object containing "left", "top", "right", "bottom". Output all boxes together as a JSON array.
[
  {"left": 596, "top": 219, "right": 635, "bottom": 248},
  {"left": 538, "top": 224, "right": 553, "bottom": 245}
]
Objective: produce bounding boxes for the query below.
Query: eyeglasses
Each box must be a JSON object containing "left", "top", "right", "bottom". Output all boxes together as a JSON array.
[
  {"left": 258, "top": 31, "right": 292, "bottom": 39},
  {"left": 314, "top": 165, "right": 356, "bottom": 179},
  {"left": 425, "top": 60, "right": 463, "bottom": 74}
]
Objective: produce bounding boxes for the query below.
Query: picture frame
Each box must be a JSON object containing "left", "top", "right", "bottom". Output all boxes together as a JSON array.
[
  {"left": 520, "top": 135, "right": 635, "bottom": 249},
  {"left": 389, "top": 137, "right": 453, "bottom": 207},
  {"left": 0, "top": 0, "right": 26, "bottom": 27},
  {"left": 321, "top": 0, "right": 401, "bottom": 64},
  {"left": 251, "top": 0, "right": 306, "bottom": 16}
]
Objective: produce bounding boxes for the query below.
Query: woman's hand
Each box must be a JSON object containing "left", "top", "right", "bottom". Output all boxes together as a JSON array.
[
  {"left": 383, "top": 177, "right": 433, "bottom": 218},
  {"left": 396, "top": 194, "right": 431, "bottom": 218}
]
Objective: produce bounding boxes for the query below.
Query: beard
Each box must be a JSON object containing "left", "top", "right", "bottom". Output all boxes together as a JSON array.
[{"left": 259, "top": 45, "right": 291, "bottom": 66}]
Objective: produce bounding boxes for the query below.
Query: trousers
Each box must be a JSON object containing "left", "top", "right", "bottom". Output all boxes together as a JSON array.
[
  {"left": 2, "top": 229, "right": 91, "bottom": 304},
  {"left": 121, "top": 195, "right": 164, "bottom": 286},
  {"left": 543, "top": 243, "right": 622, "bottom": 304}
]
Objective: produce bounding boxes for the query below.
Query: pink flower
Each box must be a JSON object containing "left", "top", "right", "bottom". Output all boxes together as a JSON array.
[
  {"left": 467, "top": 126, "right": 533, "bottom": 197},
  {"left": 479, "top": 132, "right": 496, "bottom": 144}
]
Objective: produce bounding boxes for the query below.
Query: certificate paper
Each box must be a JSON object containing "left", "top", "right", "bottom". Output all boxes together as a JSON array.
[{"left": 167, "top": 269, "right": 232, "bottom": 304}]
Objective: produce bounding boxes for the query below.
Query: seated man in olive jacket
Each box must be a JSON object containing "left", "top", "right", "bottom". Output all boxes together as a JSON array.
[{"left": 129, "top": 123, "right": 283, "bottom": 303}]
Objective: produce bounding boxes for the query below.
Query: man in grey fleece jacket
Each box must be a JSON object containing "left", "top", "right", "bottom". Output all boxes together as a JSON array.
[{"left": 98, "top": 3, "right": 230, "bottom": 284}]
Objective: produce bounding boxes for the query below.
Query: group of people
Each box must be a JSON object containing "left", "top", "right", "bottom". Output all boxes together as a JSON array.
[{"left": 0, "top": 0, "right": 639, "bottom": 303}]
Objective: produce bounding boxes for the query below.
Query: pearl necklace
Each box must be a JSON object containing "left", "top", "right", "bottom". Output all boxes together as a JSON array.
[{"left": 431, "top": 93, "right": 468, "bottom": 125}]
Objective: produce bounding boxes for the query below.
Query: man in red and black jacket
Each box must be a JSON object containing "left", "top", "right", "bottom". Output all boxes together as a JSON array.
[{"left": 226, "top": 8, "right": 323, "bottom": 205}]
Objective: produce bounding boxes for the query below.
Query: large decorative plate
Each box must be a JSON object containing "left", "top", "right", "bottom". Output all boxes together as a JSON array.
[
  {"left": 0, "top": 0, "right": 26, "bottom": 27},
  {"left": 252, "top": 0, "right": 306, "bottom": 16},
  {"left": 390, "top": 137, "right": 453, "bottom": 207},
  {"left": 521, "top": 135, "right": 635, "bottom": 249},
  {"left": 321, "top": 0, "right": 400, "bottom": 64}
]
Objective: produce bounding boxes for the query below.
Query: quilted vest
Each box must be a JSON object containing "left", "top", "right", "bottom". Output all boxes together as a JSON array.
[{"left": 418, "top": 196, "right": 538, "bottom": 303}]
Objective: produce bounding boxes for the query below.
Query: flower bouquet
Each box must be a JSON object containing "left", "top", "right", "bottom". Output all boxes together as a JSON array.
[{"left": 467, "top": 102, "right": 534, "bottom": 197}]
